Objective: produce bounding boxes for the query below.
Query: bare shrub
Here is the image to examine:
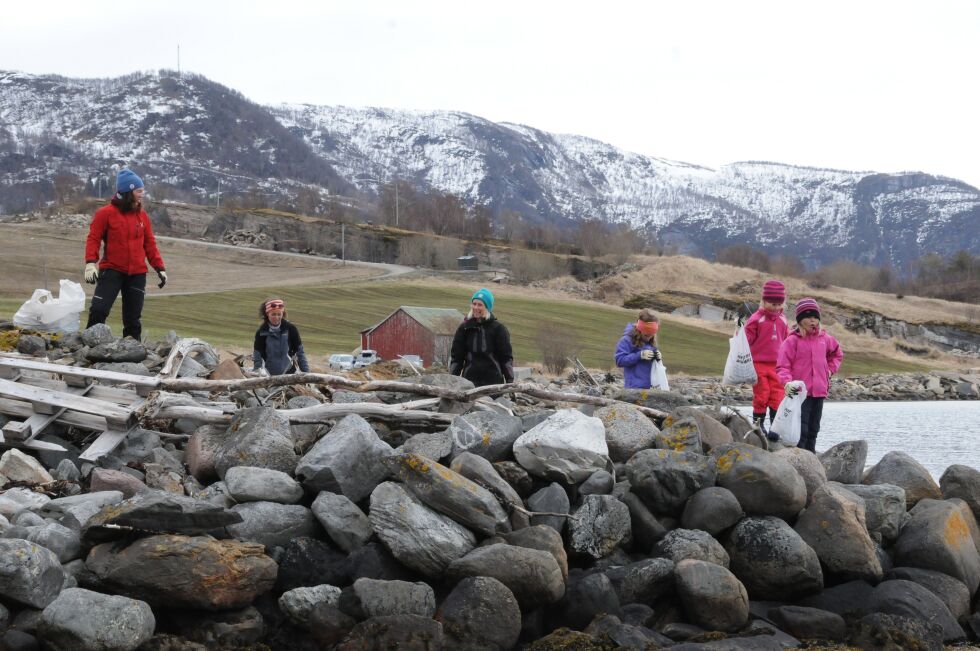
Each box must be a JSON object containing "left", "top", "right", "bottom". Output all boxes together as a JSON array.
[
  {"left": 510, "top": 249, "right": 568, "bottom": 283},
  {"left": 536, "top": 320, "right": 578, "bottom": 375}
]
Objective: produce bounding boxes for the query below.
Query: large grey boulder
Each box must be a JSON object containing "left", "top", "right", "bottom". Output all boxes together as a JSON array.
[
  {"left": 885, "top": 567, "right": 971, "bottom": 620},
  {"left": 654, "top": 417, "right": 702, "bottom": 453},
  {"left": 446, "top": 543, "right": 565, "bottom": 609},
  {"left": 940, "top": 464, "right": 980, "bottom": 521},
  {"left": 871, "top": 579, "right": 966, "bottom": 642},
  {"left": 400, "top": 430, "right": 453, "bottom": 462},
  {"left": 296, "top": 414, "right": 393, "bottom": 501},
  {"left": 227, "top": 502, "right": 320, "bottom": 550},
  {"left": 501, "top": 526, "right": 569, "bottom": 582},
  {"left": 214, "top": 406, "right": 298, "bottom": 479},
  {"left": 185, "top": 424, "right": 235, "bottom": 482},
  {"left": 819, "top": 440, "right": 868, "bottom": 484},
  {"left": 680, "top": 486, "right": 744, "bottom": 537},
  {"left": 81, "top": 323, "right": 114, "bottom": 347},
  {"left": 85, "top": 535, "right": 277, "bottom": 610},
  {"left": 850, "top": 612, "right": 944, "bottom": 651},
  {"left": 774, "top": 447, "right": 828, "bottom": 502},
  {"left": 568, "top": 495, "right": 631, "bottom": 559},
  {"left": 794, "top": 483, "right": 883, "bottom": 582},
  {"left": 25, "top": 522, "right": 82, "bottom": 563},
  {"left": 767, "top": 605, "right": 846, "bottom": 642},
  {"left": 82, "top": 491, "right": 242, "bottom": 542},
  {"left": 594, "top": 404, "right": 659, "bottom": 462},
  {"left": 714, "top": 444, "right": 807, "bottom": 520},
  {"left": 841, "top": 483, "right": 908, "bottom": 544},
  {"left": 0, "top": 449, "right": 54, "bottom": 484},
  {"left": 0, "top": 538, "right": 65, "bottom": 608},
  {"left": 435, "top": 576, "right": 521, "bottom": 651},
  {"left": 278, "top": 584, "right": 341, "bottom": 627},
  {"left": 604, "top": 557, "right": 675, "bottom": 605},
  {"left": 863, "top": 451, "right": 941, "bottom": 509},
  {"left": 224, "top": 466, "right": 304, "bottom": 504},
  {"left": 89, "top": 468, "right": 147, "bottom": 499},
  {"left": 311, "top": 492, "right": 373, "bottom": 553},
  {"left": 368, "top": 481, "right": 476, "bottom": 577},
  {"left": 447, "top": 411, "right": 524, "bottom": 461},
  {"left": 664, "top": 407, "right": 734, "bottom": 451},
  {"left": 726, "top": 516, "right": 823, "bottom": 601},
  {"left": 86, "top": 338, "right": 147, "bottom": 363},
  {"left": 39, "top": 588, "right": 155, "bottom": 651},
  {"left": 513, "top": 409, "right": 613, "bottom": 483},
  {"left": 345, "top": 578, "right": 435, "bottom": 618},
  {"left": 0, "top": 487, "right": 51, "bottom": 518},
  {"left": 527, "top": 482, "right": 570, "bottom": 533},
  {"left": 654, "top": 528, "right": 730, "bottom": 568},
  {"left": 450, "top": 452, "right": 530, "bottom": 530},
  {"left": 385, "top": 453, "right": 511, "bottom": 537},
  {"left": 625, "top": 448, "right": 716, "bottom": 516},
  {"left": 892, "top": 498, "right": 980, "bottom": 595},
  {"left": 674, "top": 559, "right": 749, "bottom": 633},
  {"left": 41, "top": 491, "right": 124, "bottom": 528},
  {"left": 336, "top": 614, "right": 443, "bottom": 651}
]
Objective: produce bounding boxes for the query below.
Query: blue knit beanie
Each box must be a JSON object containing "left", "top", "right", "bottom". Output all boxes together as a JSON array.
[
  {"left": 472, "top": 288, "right": 494, "bottom": 312},
  {"left": 116, "top": 169, "right": 144, "bottom": 193}
]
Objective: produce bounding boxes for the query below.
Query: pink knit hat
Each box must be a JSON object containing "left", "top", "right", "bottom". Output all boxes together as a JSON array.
[
  {"left": 795, "top": 297, "right": 821, "bottom": 322},
  {"left": 762, "top": 280, "right": 785, "bottom": 303}
]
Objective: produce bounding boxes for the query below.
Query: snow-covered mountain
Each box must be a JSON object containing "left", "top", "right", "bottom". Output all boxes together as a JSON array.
[{"left": 2, "top": 69, "right": 977, "bottom": 268}]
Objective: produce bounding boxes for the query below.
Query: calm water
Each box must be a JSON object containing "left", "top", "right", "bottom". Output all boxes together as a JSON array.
[{"left": 738, "top": 401, "right": 980, "bottom": 479}]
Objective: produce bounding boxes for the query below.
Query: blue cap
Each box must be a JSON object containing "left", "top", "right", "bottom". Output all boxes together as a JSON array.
[
  {"left": 472, "top": 288, "right": 494, "bottom": 312},
  {"left": 116, "top": 169, "right": 144, "bottom": 193}
]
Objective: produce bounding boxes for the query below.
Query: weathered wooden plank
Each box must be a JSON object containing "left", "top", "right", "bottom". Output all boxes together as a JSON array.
[
  {"left": 0, "top": 378, "right": 135, "bottom": 427},
  {"left": 16, "top": 380, "right": 96, "bottom": 444},
  {"left": 2, "top": 421, "right": 30, "bottom": 441},
  {"left": 4, "top": 438, "right": 67, "bottom": 453},
  {"left": 0, "top": 397, "right": 106, "bottom": 430},
  {"left": 0, "top": 358, "right": 160, "bottom": 390},
  {"left": 78, "top": 429, "right": 131, "bottom": 462}
]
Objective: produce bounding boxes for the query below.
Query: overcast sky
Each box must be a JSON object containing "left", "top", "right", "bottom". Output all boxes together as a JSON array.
[{"left": 4, "top": 0, "right": 978, "bottom": 188}]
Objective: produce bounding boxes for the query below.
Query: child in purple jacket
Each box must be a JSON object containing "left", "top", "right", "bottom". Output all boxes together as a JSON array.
[
  {"left": 776, "top": 298, "right": 844, "bottom": 452},
  {"left": 615, "top": 309, "right": 662, "bottom": 389}
]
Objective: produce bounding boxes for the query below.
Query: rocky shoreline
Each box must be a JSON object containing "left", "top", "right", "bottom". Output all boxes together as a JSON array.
[
  {"left": 579, "top": 370, "right": 980, "bottom": 406},
  {"left": 1, "top": 326, "right": 980, "bottom": 650}
]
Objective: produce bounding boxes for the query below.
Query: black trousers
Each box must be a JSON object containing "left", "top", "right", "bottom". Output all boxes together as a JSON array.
[
  {"left": 86, "top": 269, "right": 146, "bottom": 340},
  {"left": 797, "top": 396, "right": 825, "bottom": 452}
]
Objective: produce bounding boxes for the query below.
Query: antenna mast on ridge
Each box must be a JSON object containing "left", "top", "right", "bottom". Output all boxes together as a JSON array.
[{"left": 177, "top": 44, "right": 181, "bottom": 77}]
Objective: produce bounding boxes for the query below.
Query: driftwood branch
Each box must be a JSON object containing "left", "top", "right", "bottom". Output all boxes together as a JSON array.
[
  {"left": 157, "top": 375, "right": 668, "bottom": 420},
  {"left": 159, "top": 338, "right": 221, "bottom": 379}
]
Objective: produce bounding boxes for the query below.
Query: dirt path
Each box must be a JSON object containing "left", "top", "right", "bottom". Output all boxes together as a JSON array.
[{"left": 0, "top": 222, "right": 415, "bottom": 298}]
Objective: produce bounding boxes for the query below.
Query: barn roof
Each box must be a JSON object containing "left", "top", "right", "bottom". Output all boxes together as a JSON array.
[{"left": 361, "top": 306, "right": 465, "bottom": 335}]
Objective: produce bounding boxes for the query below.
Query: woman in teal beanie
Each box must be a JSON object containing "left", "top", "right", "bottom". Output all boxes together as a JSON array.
[{"left": 450, "top": 288, "right": 514, "bottom": 386}]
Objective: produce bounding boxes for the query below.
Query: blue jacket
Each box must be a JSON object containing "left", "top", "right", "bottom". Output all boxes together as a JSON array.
[{"left": 615, "top": 323, "right": 659, "bottom": 389}]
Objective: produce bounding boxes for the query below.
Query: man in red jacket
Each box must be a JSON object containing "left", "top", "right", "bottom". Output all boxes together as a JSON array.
[{"left": 84, "top": 169, "right": 167, "bottom": 340}]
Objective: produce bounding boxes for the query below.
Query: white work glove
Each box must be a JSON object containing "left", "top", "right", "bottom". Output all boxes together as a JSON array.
[
  {"left": 640, "top": 349, "right": 654, "bottom": 361},
  {"left": 785, "top": 383, "right": 800, "bottom": 397},
  {"left": 84, "top": 263, "right": 99, "bottom": 284},
  {"left": 653, "top": 350, "right": 662, "bottom": 362},
  {"left": 156, "top": 270, "right": 168, "bottom": 288}
]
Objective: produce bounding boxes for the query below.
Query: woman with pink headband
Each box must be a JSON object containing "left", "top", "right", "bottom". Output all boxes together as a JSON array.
[
  {"left": 252, "top": 298, "right": 310, "bottom": 375},
  {"left": 614, "top": 308, "right": 663, "bottom": 389}
]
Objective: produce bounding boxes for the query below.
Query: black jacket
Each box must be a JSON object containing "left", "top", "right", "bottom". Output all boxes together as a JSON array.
[{"left": 450, "top": 315, "right": 514, "bottom": 387}]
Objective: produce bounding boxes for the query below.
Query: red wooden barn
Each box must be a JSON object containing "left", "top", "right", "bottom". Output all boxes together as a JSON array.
[{"left": 360, "top": 306, "right": 465, "bottom": 368}]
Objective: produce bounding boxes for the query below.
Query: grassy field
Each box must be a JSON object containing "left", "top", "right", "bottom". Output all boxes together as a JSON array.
[{"left": 0, "top": 281, "right": 926, "bottom": 377}]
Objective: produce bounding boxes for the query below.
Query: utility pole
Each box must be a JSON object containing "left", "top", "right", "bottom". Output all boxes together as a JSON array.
[
  {"left": 341, "top": 223, "right": 345, "bottom": 266},
  {"left": 395, "top": 180, "right": 399, "bottom": 228},
  {"left": 177, "top": 44, "right": 181, "bottom": 77},
  {"left": 216, "top": 179, "right": 221, "bottom": 208}
]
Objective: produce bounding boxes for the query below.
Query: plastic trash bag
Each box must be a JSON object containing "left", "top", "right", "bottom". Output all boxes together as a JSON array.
[
  {"left": 722, "top": 326, "right": 757, "bottom": 385},
  {"left": 12, "top": 279, "right": 86, "bottom": 333},
  {"left": 769, "top": 381, "right": 807, "bottom": 446},
  {"left": 650, "top": 359, "right": 670, "bottom": 391}
]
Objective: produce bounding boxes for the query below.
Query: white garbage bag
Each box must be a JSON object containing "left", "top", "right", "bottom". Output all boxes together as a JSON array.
[
  {"left": 769, "top": 381, "right": 807, "bottom": 446},
  {"left": 12, "top": 279, "right": 86, "bottom": 333},
  {"left": 650, "top": 359, "right": 670, "bottom": 391},
  {"left": 722, "top": 326, "right": 757, "bottom": 385}
]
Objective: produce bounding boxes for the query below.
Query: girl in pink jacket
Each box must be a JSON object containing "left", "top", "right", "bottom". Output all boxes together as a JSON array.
[
  {"left": 776, "top": 298, "right": 844, "bottom": 452},
  {"left": 744, "top": 280, "right": 789, "bottom": 437}
]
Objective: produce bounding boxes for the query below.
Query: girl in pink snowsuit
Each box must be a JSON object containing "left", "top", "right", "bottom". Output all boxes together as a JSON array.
[
  {"left": 744, "top": 280, "right": 789, "bottom": 436},
  {"left": 777, "top": 297, "right": 844, "bottom": 452}
]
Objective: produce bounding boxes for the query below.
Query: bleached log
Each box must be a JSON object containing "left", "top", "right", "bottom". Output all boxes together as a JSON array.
[
  {"left": 158, "top": 338, "right": 221, "bottom": 379},
  {"left": 158, "top": 374, "right": 668, "bottom": 420}
]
